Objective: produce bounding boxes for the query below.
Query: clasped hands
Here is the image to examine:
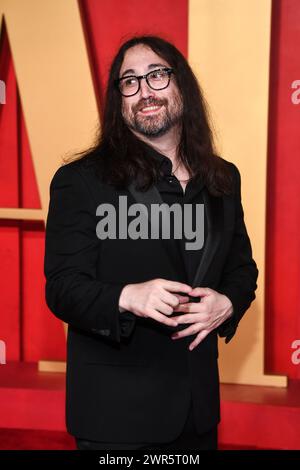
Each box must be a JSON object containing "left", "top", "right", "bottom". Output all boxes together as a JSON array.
[
  {"left": 119, "top": 279, "right": 233, "bottom": 351},
  {"left": 171, "top": 287, "right": 234, "bottom": 351}
]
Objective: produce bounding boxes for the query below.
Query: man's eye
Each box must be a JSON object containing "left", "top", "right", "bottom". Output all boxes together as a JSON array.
[
  {"left": 124, "top": 77, "right": 138, "bottom": 87},
  {"left": 149, "top": 70, "right": 165, "bottom": 80}
]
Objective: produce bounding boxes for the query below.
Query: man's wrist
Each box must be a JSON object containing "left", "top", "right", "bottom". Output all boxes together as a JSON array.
[
  {"left": 223, "top": 294, "right": 234, "bottom": 319},
  {"left": 118, "top": 284, "right": 132, "bottom": 312}
]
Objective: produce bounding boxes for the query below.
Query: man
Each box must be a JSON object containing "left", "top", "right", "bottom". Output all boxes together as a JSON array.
[{"left": 44, "top": 35, "right": 258, "bottom": 450}]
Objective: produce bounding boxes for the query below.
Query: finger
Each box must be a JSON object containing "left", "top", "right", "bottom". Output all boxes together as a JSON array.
[
  {"left": 161, "top": 280, "right": 193, "bottom": 294},
  {"left": 171, "top": 323, "right": 201, "bottom": 340},
  {"left": 172, "top": 302, "right": 206, "bottom": 314},
  {"left": 161, "top": 292, "right": 190, "bottom": 308},
  {"left": 172, "top": 314, "right": 208, "bottom": 327},
  {"left": 189, "top": 329, "right": 210, "bottom": 351},
  {"left": 160, "top": 292, "right": 180, "bottom": 308},
  {"left": 149, "top": 309, "right": 178, "bottom": 327},
  {"left": 175, "top": 294, "right": 190, "bottom": 304},
  {"left": 155, "top": 300, "right": 174, "bottom": 316},
  {"left": 188, "top": 287, "right": 211, "bottom": 297}
]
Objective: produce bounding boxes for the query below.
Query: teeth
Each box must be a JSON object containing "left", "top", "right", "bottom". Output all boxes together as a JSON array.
[{"left": 141, "top": 106, "right": 161, "bottom": 112}]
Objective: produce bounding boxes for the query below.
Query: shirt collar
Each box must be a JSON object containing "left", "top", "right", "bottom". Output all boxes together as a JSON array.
[
  {"left": 138, "top": 140, "right": 173, "bottom": 176},
  {"left": 137, "top": 138, "right": 205, "bottom": 194}
]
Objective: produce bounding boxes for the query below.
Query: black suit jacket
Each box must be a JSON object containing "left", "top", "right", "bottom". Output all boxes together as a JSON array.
[{"left": 44, "top": 156, "right": 258, "bottom": 443}]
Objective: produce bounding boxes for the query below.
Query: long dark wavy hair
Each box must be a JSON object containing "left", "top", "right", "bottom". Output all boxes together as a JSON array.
[{"left": 65, "top": 35, "right": 234, "bottom": 196}]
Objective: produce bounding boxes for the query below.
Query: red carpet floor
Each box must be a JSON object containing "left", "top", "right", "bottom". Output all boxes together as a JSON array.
[
  {"left": 0, "top": 428, "right": 261, "bottom": 450},
  {"left": 1, "top": 364, "right": 297, "bottom": 449},
  {"left": 0, "top": 428, "right": 76, "bottom": 450}
]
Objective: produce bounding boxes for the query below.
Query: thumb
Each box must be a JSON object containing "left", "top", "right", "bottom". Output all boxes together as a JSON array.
[
  {"left": 189, "top": 287, "right": 211, "bottom": 297},
  {"left": 174, "top": 294, "right": 190, "bottom": 304}
]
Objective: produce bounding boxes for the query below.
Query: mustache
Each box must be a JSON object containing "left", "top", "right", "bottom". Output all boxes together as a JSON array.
[{"left": 134, "top": 98, "right": 167, "bottom": 113}]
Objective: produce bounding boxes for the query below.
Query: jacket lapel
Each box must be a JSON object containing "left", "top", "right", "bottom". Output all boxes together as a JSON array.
[
  {"left": 191, "top": 188, "right": 223, "bottom": 288},
  {"left": 127, "top": 182, "right": 223, "bottom": 288}
]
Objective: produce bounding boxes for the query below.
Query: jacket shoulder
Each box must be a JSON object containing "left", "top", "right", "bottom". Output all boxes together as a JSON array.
[
  {"left": 50, "top": 156, "right": 99, "bottom": 188},
  {"left": 218, "top": 156, "right": 240, "bottom": 177},
  {"left": 216, "top": 156, "right": 241, "bottom": 197}
]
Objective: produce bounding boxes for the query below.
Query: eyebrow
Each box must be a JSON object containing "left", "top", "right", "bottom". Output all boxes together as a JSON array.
[{"left": 120, "top": 63, "right": 168, "bottom": 78}]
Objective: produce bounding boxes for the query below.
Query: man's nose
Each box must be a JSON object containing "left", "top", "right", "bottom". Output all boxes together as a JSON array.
[{"left": 139, "top": 78, "right": 155, "bottom": 99}]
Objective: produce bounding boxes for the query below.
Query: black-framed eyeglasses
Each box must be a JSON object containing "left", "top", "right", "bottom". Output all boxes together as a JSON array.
[{"left": 115, "top": 67, "right": 174, "bottom": 97}]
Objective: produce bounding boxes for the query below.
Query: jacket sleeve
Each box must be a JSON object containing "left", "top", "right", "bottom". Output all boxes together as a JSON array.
[
  {"left": 44, "top": 163, "right": 136, "bottom": 343},
  {"left": 216, "top": 163, "right": 259, "bottom": 343}
]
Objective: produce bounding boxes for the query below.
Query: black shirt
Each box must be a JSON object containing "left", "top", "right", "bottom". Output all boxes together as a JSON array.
[
  {"left": 140, "top": 142, "right": 207, "bottom": 287},
  {"left": 139, "top": 143, "right": 237, "bottom": 339}
]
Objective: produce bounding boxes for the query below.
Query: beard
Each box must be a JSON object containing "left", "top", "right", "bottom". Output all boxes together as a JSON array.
[{"left": 122, "top": 93, "right": 183, "bottom": 138}]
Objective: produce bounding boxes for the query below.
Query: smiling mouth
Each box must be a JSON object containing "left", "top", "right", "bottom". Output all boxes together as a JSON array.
[{"left": 138, "top": 105, "right": 163, "bottom": 115}]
